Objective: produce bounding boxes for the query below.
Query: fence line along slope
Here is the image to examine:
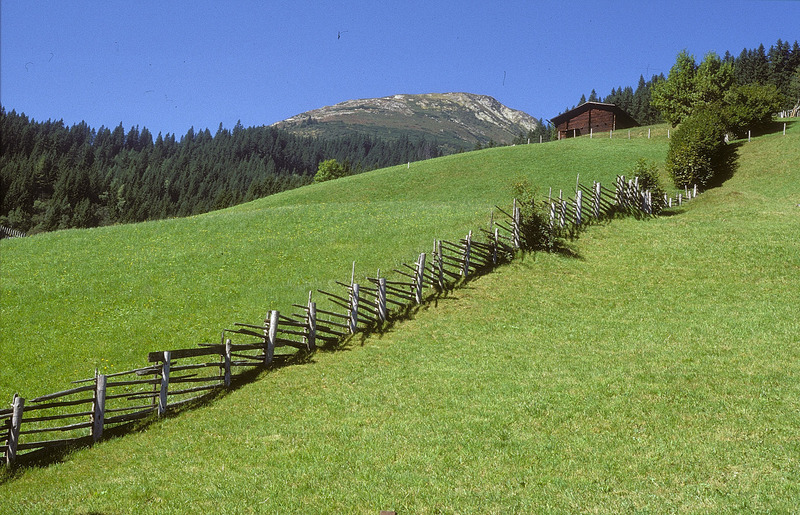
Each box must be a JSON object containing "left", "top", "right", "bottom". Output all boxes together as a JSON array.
[
  {"left": 3, "top": 166, "right": 682, "bottom": 466},
  {"left": 1, "top": 123, "right": 797, "bottom": 511},
  {"left": 1, "top": 134, "right": 669, "bottom": 399}
]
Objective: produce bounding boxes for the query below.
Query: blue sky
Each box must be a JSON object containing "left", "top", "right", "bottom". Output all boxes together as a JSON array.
[{"left": 2, "top": 0, "right": 798, "bottom": 137}]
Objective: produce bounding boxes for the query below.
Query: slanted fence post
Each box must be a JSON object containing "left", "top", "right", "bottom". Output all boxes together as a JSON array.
[
  {"left": 6, "top": 394, "right": 24, "bottom": 467},
  {"left": 305, "top": 296, "right": 317, "bottom": 351},
  {"left": 91, "top": 372, "right": 107, "bottom": 442},
  {"left": 575, "top": 189, "right": 582, "bottom": 226},
  {"left": 224, "top": 339, "right": 232, "bottom": 387},
  {"left": 414, "top": 253, "right": 426, "bottom": 304},
  {"left": 159, "top": 351, "right": 171, "bottom": 417},
  {"left": 549, "top": 201, "right": 555, "bottom": 228},
  {"left": 462, "top": 231, "right": 472, "bottom": 276},
  {"left": 435, "top": 240, "right": 444, "bottom": 290},
  {"left": 512, "top": 201, "right": 521, "bottom": 249},
  {"left": 377, "top": 277, "right": 387, "bottom": 321},
  {"left": 492, "top": 228, "right": 499, "bottom": 265},
  {"left": 593, "top": 182, "right": 601, "bottom": 218},
  {"left": 266, "top": 310, "right": 278, "bottom": 364},
  {"left": 559, "top": 192, "right": 566, "bottom": 229},
  {"left": 349, "top": 284, "right": 359, "bottom": 334}
]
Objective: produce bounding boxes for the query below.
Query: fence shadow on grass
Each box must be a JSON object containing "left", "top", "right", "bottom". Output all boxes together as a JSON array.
[{"left": 2, "top": 172, "right": 695, "bottom": 473}]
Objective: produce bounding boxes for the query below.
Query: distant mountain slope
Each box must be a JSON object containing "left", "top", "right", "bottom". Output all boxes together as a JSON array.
[{"left": 272, "top": 92, "right": 539, "bottom": 151}]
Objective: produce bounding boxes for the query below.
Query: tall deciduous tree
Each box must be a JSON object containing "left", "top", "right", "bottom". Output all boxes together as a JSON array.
[{"left": 651, "top": 50, "right": 699, "bottom": 126}]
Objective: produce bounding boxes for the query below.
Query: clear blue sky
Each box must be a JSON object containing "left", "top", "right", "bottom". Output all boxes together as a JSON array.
[{"left": 2, "top": 0, "right": 798, "bottom": 137}]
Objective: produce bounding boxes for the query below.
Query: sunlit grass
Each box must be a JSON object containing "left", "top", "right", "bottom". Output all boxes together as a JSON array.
[
  {"left": 1, "top": 122, "right": 798, "bottom": 512},
  {"left": 1, "top": 135, "right": 667, "bottom": 398}
]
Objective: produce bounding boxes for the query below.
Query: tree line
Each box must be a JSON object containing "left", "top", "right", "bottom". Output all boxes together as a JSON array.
[
  {"left": 0, "top": 111, "right": 444, "bottom": 234},
  {"left": 571, "top": 39, "right": 800, "bottom": 125}
]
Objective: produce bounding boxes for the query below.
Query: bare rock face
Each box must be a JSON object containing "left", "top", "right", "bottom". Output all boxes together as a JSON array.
[{"left": 272, "top": 92, "right": 538, "bottom": 150}]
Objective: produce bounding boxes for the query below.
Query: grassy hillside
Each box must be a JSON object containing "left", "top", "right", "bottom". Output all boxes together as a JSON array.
[
  {"left": 1, "top": 132, "right": 669, "bottom": 399},
  {"left": 1, "top": 123, "right": 798, "bottom": 510}
]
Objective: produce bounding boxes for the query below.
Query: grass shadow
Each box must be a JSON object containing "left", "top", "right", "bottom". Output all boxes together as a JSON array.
[
  {"left": 1, "top": 349, "right": 319, "bottom": 476},
  {"left": 706, "top": 141, "right": 741, "bottom": 189}
]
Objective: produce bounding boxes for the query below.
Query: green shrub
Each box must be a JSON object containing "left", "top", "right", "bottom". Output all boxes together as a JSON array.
[
  {"left": 723, "top": 83, "right": 785, "bottom": 137},
  {"left": 313, "top": 158, "right": 349, "bottom": 183},
  {"left": 665, "top": 108, "right": 728, "bottom": 188},
  {"left": 632, "top": 158, "right": 666, "bottom": 214},
  {"left": 512, "top": 177, "right": 559, "bottom": 251}
]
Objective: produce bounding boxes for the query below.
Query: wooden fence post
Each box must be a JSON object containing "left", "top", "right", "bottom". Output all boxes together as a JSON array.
[
  {"left": 415, "top": 253, "right": 426, "bottom": 304},
  {"left": 377, "top": 277, "right": 387, "bottom": 321},
  {"left": 435, "top": 240, "right": 444, "bottom": 290},
  {"left": 224, "top": 339, "right": 232, "bottom": 387},
  {"left": 349, "top": 284, "right": 359, "bottom": 334},
  {"left": 559, "top": 198, "right": 566, "bottom": 229},
  {"left": 462, "top": 231, "right": 472, "bottom": 276},
  {"left": 575, "top": 189, "right": 582, "bottom": 226},
  {"left": 91, "top": 372, "right": 107, "bottom": 442},
  {"left": 266, "top": 310, "right": 278, "bottom": 364},
  {"left": 512, "top": 202, "right": 521, "bottom": 249},
  {"left": 593, "top": 182, "right": 601, "bottom": 218},
  {"left": 306, "top": 297, "right": 317, "bottom": 351},
  {"left": 492, "top": 228, "right": 499, "bottom": 265},
  {"left": 6, "top": 394, "right": 24, "bottom": 467},
  {"left": 159, "top": 351, "right": 171, "bottom": 417},
  {"left": 549, "top": 202, "right": 555, "bottom": 228}
]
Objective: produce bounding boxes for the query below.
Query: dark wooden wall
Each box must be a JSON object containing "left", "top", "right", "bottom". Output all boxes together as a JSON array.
[{"left": 557, "top": 107, "right": 637, "bottom": 139}]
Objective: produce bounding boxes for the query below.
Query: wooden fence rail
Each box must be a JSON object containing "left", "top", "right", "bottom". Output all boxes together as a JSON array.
[
  {"left": 2, "top": 174, "right": 698, "bottom": 467},
  {"left": 0, "top": 226, "right": 26, "bottom": 239}
]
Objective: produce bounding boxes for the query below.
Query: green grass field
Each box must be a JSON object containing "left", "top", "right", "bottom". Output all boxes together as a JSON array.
[
  {"left": 1, "top": 131, "right": 669, "bottom": 399},
  {"left": 2, "top": 122, "right": 798, "bottom": 512}
]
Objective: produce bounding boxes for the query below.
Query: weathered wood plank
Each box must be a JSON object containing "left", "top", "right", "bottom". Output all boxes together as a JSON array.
[
  {"left": 158, "top": 351, "right": 170, "bottom": 417},
  {"left": 148, "top": 346, "right": 222, "bottom": 363},
  {"left": 30, "top": 384, "right": 95, "bottom": 403},
  {"left": 19, "top": 419, "right": 93, "bottom": 435},
  {"left": 165, "top": 384, "right": 220, "bottom": 398},
  {"left": 16, "top": 435, "right": 91, "bottom": 451},
  {"left": 16, "top": 410, "right": 94, "bottom": 424},
  {"left": 6, "top": 395, "right": 24, "bottom": 466},
  {"left": 91, "top": 374, "right": 107, "bottom": 442},
  {"left": 18, "top": 396, "right": 95, "bottom": 412},
  {"left": 102, "top": 407, "right": 155, "bottom": 425}
]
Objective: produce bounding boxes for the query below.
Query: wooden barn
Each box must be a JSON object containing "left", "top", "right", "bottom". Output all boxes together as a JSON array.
[{"left": 550, "top": 102, "right": 639, "bottom": 140}]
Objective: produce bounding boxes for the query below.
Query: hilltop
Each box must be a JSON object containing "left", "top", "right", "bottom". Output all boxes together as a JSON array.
[{"left": 272, "top": 92, "right": 541, "bottom": 151}]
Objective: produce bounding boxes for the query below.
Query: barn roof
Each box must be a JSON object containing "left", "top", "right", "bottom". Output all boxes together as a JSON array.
[{"left": 549, "top": 101, "right": 638, "bottom": 127}]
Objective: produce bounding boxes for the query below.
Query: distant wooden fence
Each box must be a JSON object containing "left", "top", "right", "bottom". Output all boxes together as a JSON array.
[
  {"left": 1, "top": 174, "right": 697, "bottom": 467},
  {"left": 0, "top": 226, "right": 26, "bottom": 239}
]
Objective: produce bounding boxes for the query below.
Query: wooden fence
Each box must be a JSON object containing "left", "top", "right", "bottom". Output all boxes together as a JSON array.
[
  {"left": 1, "top": 174, "right": 697, "bottom": 467},
  {"left": 0, "top": 226, "right": 26, "bottom": 239}
]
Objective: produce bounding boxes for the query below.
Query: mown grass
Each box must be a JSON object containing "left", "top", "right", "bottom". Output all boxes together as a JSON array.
[
  {"left": 1, "top": 134, "right": 667, "bottom": 399},
  {"left": 1, "top": 121, "right": 797, "bottom": 512}
]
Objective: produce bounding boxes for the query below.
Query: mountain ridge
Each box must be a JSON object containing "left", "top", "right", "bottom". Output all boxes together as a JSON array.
[{"left": 271, "top": 92, "right": 540, "bottom": 151}]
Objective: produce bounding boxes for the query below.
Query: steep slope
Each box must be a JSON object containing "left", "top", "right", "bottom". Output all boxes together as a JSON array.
[
  {"left": 3, "top": 124, "right": 798, "bottom": 511},
  {"left": 272, "top": 92, "right": 539, "bottom": 150},
  {"left": 1, "top": 134, "right": 669, "bottom": 399}
]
